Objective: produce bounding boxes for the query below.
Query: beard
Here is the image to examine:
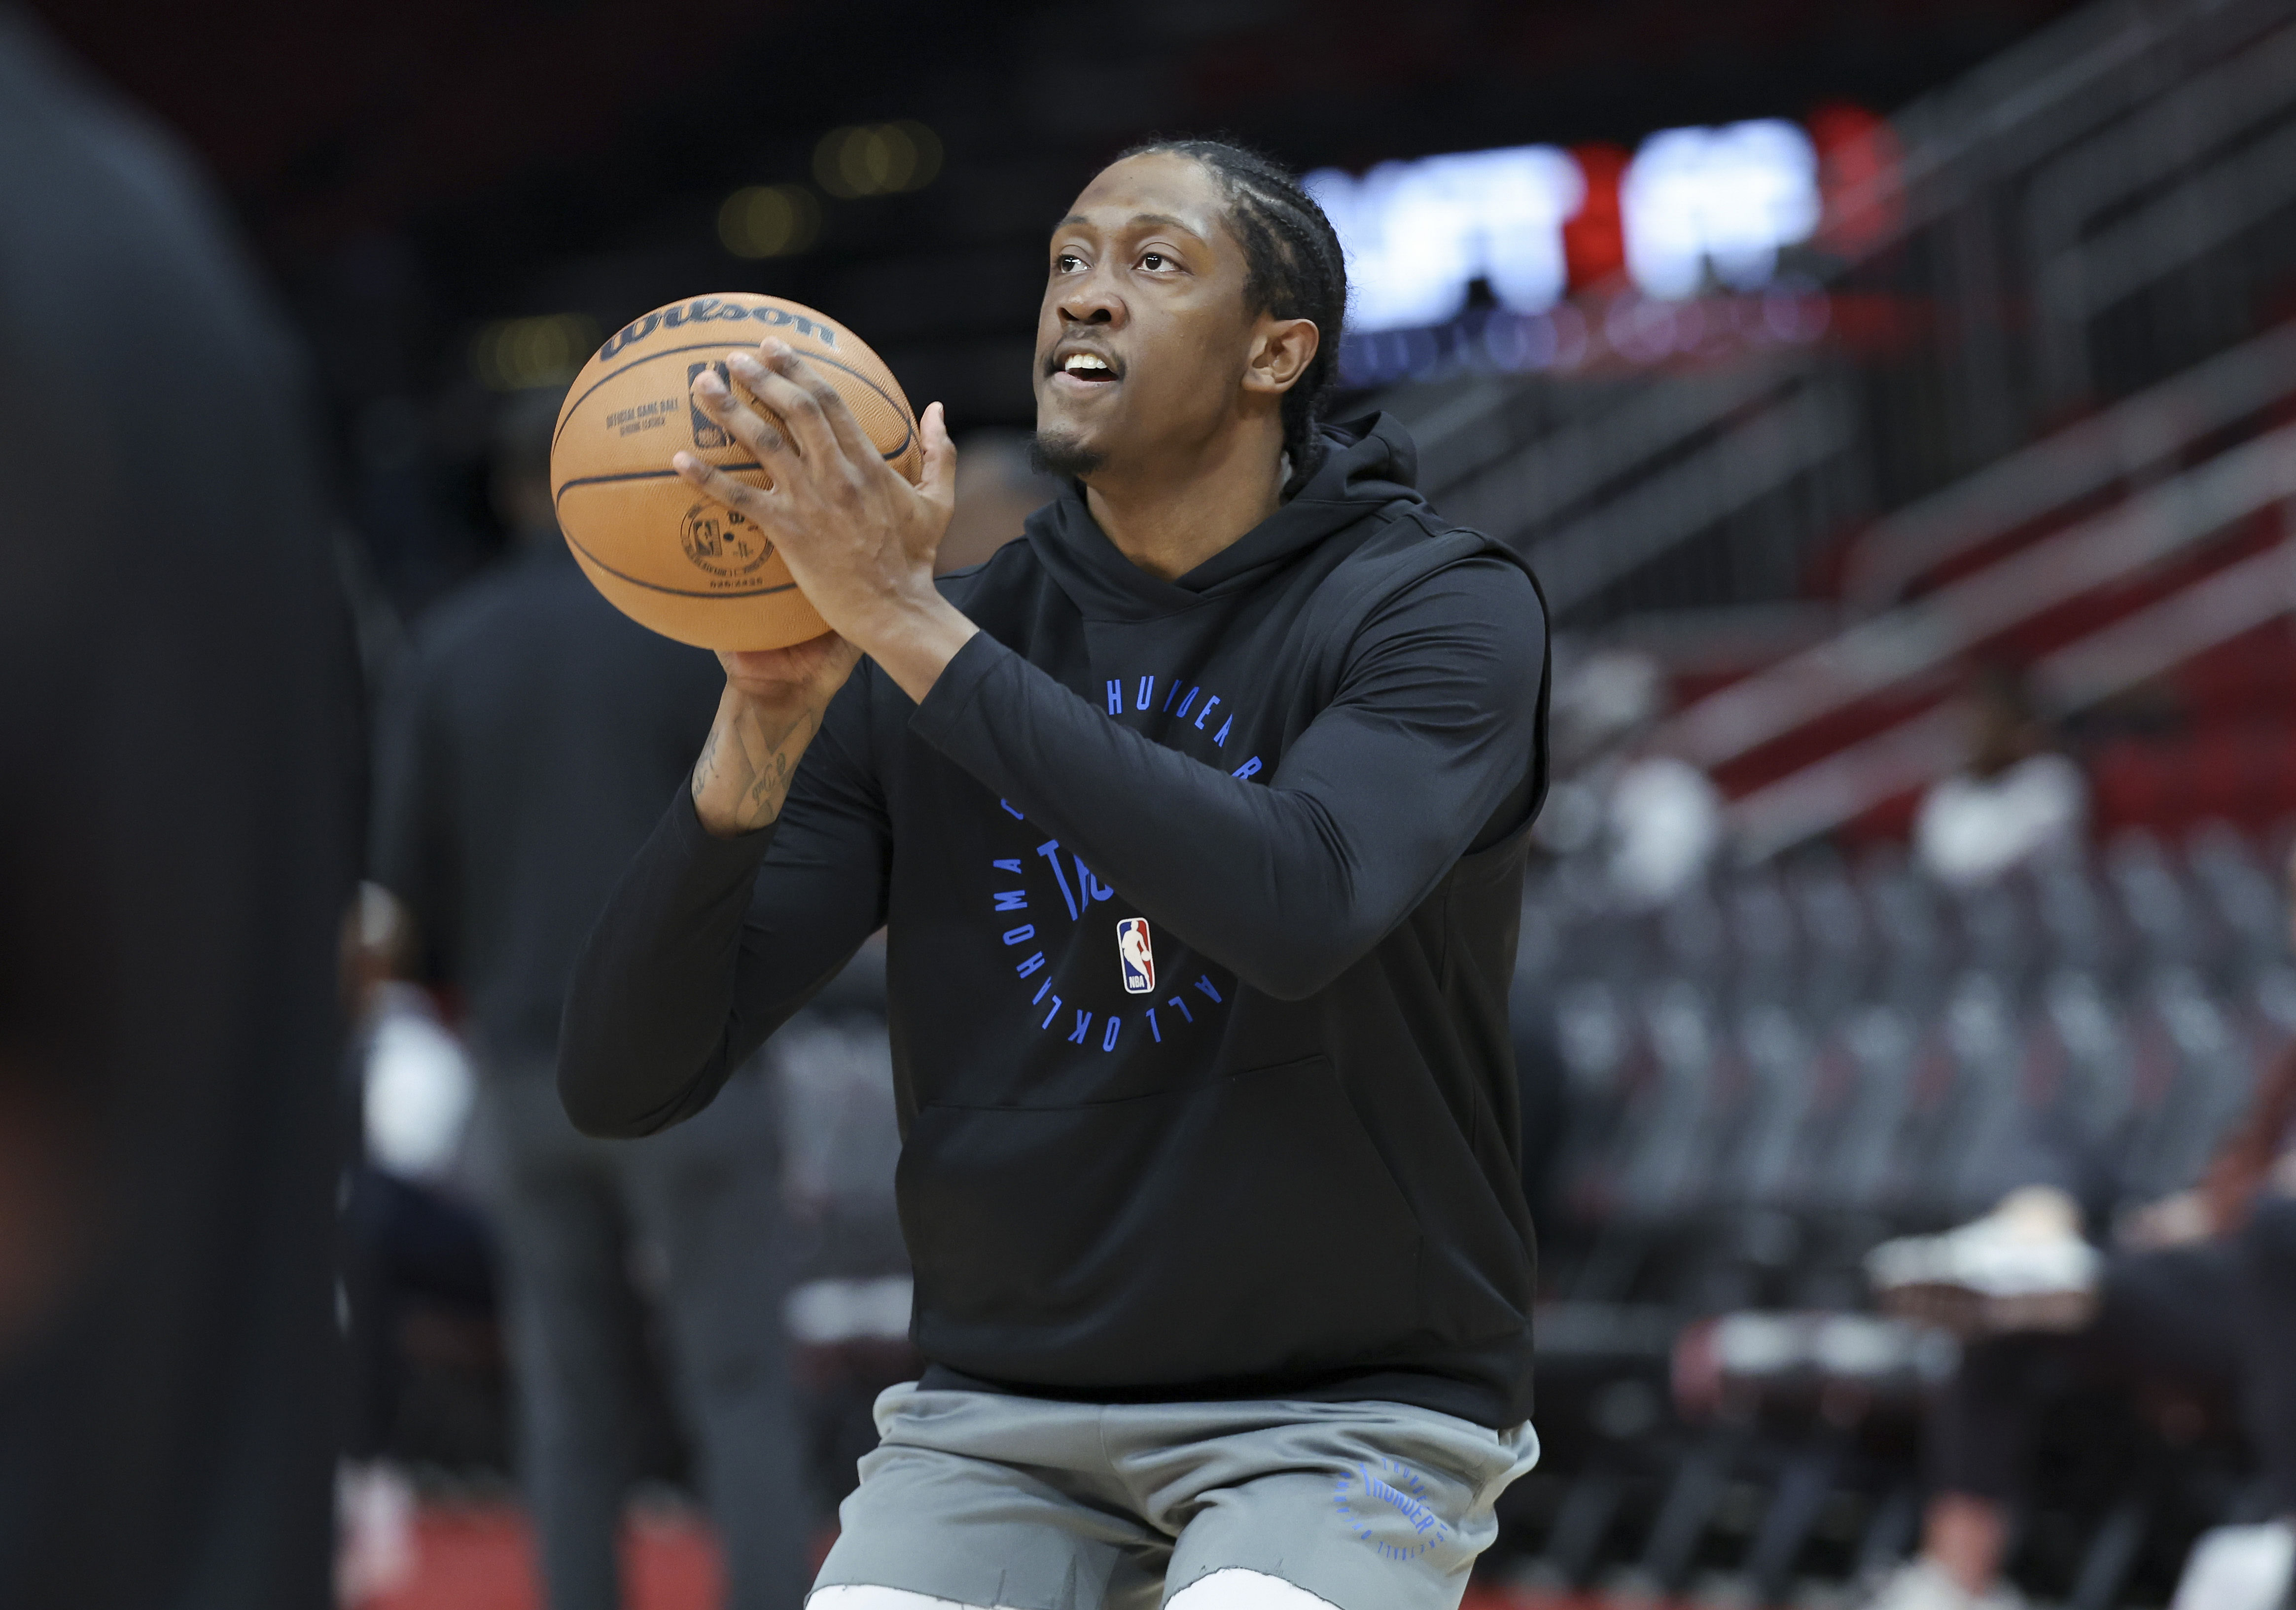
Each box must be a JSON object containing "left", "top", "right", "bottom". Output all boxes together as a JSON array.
[{"left": 1029, "top": 429, "right": 1105, "bottom": 481}]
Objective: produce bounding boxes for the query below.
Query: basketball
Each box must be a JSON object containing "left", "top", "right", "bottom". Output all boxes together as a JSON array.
[{"left": 550, "top": 292, "right": 922, "bottom": 650}]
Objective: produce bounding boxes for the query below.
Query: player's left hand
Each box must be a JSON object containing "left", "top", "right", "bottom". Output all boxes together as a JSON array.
[{"left": 673, "top": 339, "right": 958, "bottom": 653}]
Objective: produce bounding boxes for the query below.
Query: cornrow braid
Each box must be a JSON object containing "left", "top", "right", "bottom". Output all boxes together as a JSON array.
[{"left": 1116, "top": 137, "right": 1349, "bottom": 489}]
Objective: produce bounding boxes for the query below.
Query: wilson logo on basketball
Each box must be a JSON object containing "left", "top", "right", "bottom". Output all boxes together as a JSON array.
[
  {"left": 597, "top": 296, "right": 843, "bottom": 363},
  {"left": 678, "top": 503, "right": 774, "bottom": 580}
]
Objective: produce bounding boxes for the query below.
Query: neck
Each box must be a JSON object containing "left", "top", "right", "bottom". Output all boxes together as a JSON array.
[{"left": 1082, "top": 420, "right": 1288, "bottom": 583}]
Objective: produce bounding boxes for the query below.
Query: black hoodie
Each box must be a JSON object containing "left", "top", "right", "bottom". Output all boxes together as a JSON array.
[{"left": 562, "top": 414, "right": 1550, "bottom": 1427}]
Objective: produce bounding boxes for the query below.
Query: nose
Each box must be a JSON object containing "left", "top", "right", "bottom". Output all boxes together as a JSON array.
[{"left": 1056, "top": 262, "right": 1124, "bottom": 329}]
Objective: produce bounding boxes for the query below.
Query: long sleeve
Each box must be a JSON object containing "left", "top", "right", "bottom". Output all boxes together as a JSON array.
[
  {"left": 909, "top": 556, "right": 1545, "bottom": 1000},
  {"left": 558, "top": 679, "right": 892, "bottom": 1136}
]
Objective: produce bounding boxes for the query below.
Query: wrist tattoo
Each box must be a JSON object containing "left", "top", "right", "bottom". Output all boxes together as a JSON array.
[{"left": 693, "top": 698, "right": 826, "bottom": 832}]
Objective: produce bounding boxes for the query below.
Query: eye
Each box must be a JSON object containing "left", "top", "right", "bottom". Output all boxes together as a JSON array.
[
  {"left": 1054, "top": 251, "right": 1085, "bottom": 274},
  {"left": 1140, "top": 251, "right": 1168, "bottom": 271}
]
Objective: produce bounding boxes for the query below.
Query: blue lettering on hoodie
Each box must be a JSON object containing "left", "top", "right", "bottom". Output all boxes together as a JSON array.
[{"left": 985, "top": 670, "right": 1266, "bottom": 1069}]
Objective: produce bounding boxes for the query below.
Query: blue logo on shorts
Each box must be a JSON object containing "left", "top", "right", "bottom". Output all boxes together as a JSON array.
[{"left": 1331, "top": 1459, "right": 1454, "bottom": 1562}]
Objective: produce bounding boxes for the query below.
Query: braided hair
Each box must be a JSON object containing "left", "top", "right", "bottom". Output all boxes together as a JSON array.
[{"left": 1115, "top": 137, "right": 1349, "bottom": 487}]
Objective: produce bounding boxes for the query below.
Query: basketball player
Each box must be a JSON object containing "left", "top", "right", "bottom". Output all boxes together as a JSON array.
[{"left": 563, "top": 139, "right": 1549, "bottom": 1609}]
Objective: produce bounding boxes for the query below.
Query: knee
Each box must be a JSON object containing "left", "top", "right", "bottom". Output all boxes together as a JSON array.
[
  {"left": 807, "top": 1588, "right": 995, "bottom": 1610},
  {"left": 1166, "top": 1569, "right": 1338, "bottom": 1609},
  {"left": 2238, "top": 1197, "right": 2296, "bottom": 1279}
]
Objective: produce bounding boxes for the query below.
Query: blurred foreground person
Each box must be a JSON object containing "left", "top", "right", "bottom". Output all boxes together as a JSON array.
[
  {"left": 370, "top": 389, "right": 810, "bottom": 1610},
  {"left": 0, "top": 9, "right": 363, "bottom": 1607},
  {"left": 1912, "top": 664, "right": 2086, "bottom": 889},
  {"left": 1864, "top": 849, "right": 2296, "bottom": 1610}
]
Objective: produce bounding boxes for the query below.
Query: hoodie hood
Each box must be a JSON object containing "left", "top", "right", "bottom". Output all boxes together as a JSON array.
[{"left": 1020, "top": 413, "right": 1429, "bottom": 622}]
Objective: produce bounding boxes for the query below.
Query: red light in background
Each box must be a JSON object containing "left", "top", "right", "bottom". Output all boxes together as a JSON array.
[
  {"left": 1806, "top": 102, "right": 1904, "bottom": 259},
  {"left": 1564, "top": 143, "right": 1630, "bottom": 294}
]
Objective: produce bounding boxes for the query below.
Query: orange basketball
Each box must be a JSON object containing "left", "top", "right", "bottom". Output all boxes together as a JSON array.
[{"left": 550, "top": 292, "right": 922, "bottom": 650}]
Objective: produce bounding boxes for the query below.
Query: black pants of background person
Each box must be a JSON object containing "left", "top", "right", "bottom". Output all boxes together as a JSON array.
[
  {"left": 474, "top": 1063, "right": 809, "bottom": 1610},
  {"left": 343, "top": 1166, "right": 500, "bottom": 1464},
  {"left": 1930, "top": 1196, "right": 2296, "bottom": 1519}
]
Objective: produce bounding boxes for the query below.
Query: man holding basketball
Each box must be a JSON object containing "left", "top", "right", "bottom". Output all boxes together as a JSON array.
[{"left": 564, "top": 139, "right": 1548, "bottom": 1609}]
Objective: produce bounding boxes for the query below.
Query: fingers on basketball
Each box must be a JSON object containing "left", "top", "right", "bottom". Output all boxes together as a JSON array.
[
  {"left": 686, "top": 370, "right": 779, "bottom": 465},
  {"left": 672, "top": 451, "right": 773, "bottom": 525},
  {"left": 764, "top": 344, "right": 889, "bottom": 477}
]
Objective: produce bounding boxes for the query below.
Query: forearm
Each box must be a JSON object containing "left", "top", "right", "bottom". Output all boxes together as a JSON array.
[
  {"left": 842, "top": 591, "right": 981, "bottom": 708},
  {"left": 561, "top": 792, "right": 779, "bottom": 1135},
  {"left": 692, "top": 593, "right": 973, "bottom": 836},
  {"left": 912, "top": 637, "right": 1526, "bottom": 999},
  {"left": 564, "top": 677, "right": 892, "bottom": 1137},
  {"left": 692, "top": 682, "right": 833, "bottom": 836},
  {"left": 2194, "top": 1047, "right": 2296, "bottom": 1231}
]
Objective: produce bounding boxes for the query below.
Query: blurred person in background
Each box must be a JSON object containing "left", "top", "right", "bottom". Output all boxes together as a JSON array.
[
  {"left": 1534, "top": 648, "right": 1724, "bottom": 907},
  {"left": 932, "top": 429, "right": 1060, "bottom": 575},
  {"left": 1912, "top": 662, "right": 2086, "bottom": 889},
  {"left": 0, "top": 8, "right": 364, "bottom": 1606},
  {"left": 337, "top": 882, "right": 491, "bottom": 1602},
  {"left": 369, "top": 386, "right": 811, "bottom": 1610},
  {"left": 1862, "top": 843, "right": 2296, "bottom": 1610}
]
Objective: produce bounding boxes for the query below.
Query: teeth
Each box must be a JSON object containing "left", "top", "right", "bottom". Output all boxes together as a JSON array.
[{"left": 1063, "top": 353, "right": 1111, "bottom": 373}]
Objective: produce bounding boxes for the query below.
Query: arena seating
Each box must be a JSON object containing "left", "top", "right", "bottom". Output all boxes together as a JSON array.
[
  {"left": 1381, "top": 15, "right": 2296, "bottom": 1587},
  {"left": 1494, "top": 823, "right": 2292, "bottom": 1604}
]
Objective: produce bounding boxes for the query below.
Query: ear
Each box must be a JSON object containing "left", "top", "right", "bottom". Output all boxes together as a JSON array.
[{"left": 1242, "top": 315, "right": 1319, "bottom": 397}]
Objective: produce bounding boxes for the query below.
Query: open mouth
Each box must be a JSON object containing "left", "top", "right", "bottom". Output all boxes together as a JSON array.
[{"left": 1050, "top": 348, "right": 1121, "bottom": 386}]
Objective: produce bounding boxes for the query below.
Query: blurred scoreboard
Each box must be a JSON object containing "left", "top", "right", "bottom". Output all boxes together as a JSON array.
[{"left": 1307, "top": 109, "right": 1890, "bottom": 333}]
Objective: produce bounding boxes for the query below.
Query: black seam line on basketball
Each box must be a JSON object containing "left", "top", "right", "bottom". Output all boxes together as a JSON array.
[
  {"left": 552, "top": 464, "right": 765, "bottom": 503},
  {"left": 551, "top": 339, "right": 915, "bottom": 464},
  {"left": 560, "top": 530, "right": 801, "bottom": 600}
]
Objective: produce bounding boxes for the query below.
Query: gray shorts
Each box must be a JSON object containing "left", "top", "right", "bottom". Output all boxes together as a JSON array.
[{"left": 810, "top": 1384, "right": 1540, "bottom": 1610}]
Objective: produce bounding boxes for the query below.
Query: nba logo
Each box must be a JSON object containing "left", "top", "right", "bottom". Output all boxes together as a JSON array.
[
  {"left": 1116, "top": 918, "right": 1155, "bottom": 995},
  {"left": 688, "top": 361, "right": 733, "bottom": 448}
]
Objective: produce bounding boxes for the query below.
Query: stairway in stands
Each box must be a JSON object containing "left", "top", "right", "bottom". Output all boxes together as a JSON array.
[
  {"left": 1663, "top": 323, "right": 2296, "bottom": 856},
  {"left": 1381, "top": 0, "right": 2296, "bottom": 859}
]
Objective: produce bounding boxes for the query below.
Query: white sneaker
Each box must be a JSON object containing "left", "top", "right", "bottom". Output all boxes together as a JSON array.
[
  {"left": 1867, "top": 1189, "right": 2100, "bottom": 1335},
  {"left": 1864, "top": 1562, "right": 2029, "bottom": 1608},
  {"left": 335, "top": 1460, "right": 417, "bottom": 1604},
  {"left": 2169, "top": 1520, "right": 2296, "bottom": 1610},
  {"left": 1858, "top": 1559, "right": 2025, "bottom": 1610}
]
